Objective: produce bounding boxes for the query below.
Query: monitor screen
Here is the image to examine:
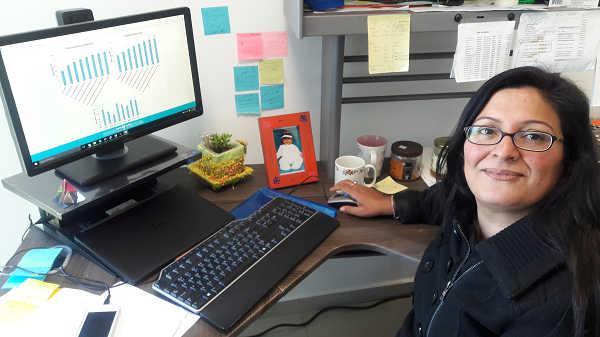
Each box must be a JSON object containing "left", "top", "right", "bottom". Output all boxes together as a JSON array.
[{"left": 0, "top": 7, "right": 201, "bottom": 182}]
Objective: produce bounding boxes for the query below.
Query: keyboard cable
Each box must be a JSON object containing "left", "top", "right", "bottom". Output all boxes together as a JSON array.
[{"left": 286, "top": 175, "right": 328, "bottom": 202}]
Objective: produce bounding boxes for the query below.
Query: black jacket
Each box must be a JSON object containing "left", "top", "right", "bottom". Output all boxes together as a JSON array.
[{"left": 393, "top": 184, "right": 573, "bottom": 337}]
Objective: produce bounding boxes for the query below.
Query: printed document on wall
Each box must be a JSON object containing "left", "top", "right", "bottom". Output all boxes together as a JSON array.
[
  {"left": 368, "top": 14, "right": 410, "bottom": 74},
  {"left": 513, "top": 11, "right": 600, "bottom": 73},
  {"left": 453, "top": 21, "right": 515, "bottom": 83}
]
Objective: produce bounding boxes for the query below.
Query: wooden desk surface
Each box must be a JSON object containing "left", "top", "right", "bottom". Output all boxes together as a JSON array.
[{"left": 0, "top": 162, "right": 438, "bottom": 337}]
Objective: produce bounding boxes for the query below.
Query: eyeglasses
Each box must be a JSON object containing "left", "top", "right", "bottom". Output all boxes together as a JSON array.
[{"left": 464, "top": 126, "right": 564, "bottom": 152}]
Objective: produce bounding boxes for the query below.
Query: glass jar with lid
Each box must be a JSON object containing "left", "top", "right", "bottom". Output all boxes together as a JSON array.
[
  {"left": 390, "top": 141, "right": 423, "bottom": 181},
  {"left": 430, "top": 137, "right": 449, "bottom": 178}
]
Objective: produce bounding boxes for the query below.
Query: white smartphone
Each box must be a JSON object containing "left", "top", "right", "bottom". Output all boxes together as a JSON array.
[{"left": 75, "top": 305, "right": 121, "bottom": 337}]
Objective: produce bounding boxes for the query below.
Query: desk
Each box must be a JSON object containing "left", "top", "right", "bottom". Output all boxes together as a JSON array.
[{"left": 0, "top": 162, "right": 437, "bottom": 337}]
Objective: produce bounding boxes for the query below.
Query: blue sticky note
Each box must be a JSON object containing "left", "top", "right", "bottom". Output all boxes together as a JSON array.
[
  {"left": 234, "top": 66, "right": 259, "bottom": 92},
  {"left": 201, "top": 7, "right": 231, "bottom": 36},
  {"left": 2, "top": 248, "right": 62, "bottom": 289},
  {"left": 2, "top": 276, "right": 45, "bottom": 289},
  {"left": 260, "top": 85, "right": 284, "bottom": 110},
  {"left": 235, "top": 93, "right": 261, "bottom": 114}
]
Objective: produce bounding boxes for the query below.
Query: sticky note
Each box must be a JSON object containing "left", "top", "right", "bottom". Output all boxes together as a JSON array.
[
  {"left": 235, "top": 93, "right": 261, "bottom": 114},
  {"left": 373, "top": 176, "right": 408, "bottom": 194},
  {"left": 260, "top": 85, "right": 284, "bottom": 110},
  {"left": 201, "top": 6, "right": 231, "bottom": 35},
  {"left": 259, "top": 59, "right": 284, "bottom": 85},
  {"left": 234, "top": 66, "right": 259, "bottom": 92},
  {"left": 367, "top": 14, "right": 410, "bottom": 74},
  {"left": 237, "top": 33, "right": 263, "bottom": 60},
  {"left": 0, "top": 299, "right": 38, "bottom": 323},
  {"left": 2, "top": 248, "right": 62, "bottom": 289},
  {"left": 263, "top": 31, "right": 288, "bottom": 58},
  {"left": 12, "top": 279, "right": 59, "bottom": 306}
]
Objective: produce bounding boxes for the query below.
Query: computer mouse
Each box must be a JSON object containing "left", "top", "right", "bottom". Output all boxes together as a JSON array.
[{"left": 327, "top": 194, "right": 358, "bottom": 209}]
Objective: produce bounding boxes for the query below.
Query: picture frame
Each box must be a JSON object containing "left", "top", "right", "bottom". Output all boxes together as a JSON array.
[{"left": 258, "top": 112, "right": 318, "bottom": 189}]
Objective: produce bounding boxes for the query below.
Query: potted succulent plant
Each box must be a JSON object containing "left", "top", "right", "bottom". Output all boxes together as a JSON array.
[{"left": 188, "top": 132, "right": 253, "bottom": 190}]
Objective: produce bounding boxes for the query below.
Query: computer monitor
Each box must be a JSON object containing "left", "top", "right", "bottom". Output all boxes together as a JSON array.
[{"left": 0, "top": 7, "right": 202, "bottom": 186}]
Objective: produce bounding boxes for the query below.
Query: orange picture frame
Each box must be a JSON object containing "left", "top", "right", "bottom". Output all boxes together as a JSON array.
[{"left": 258, "top": 112, "right": 318, "bottom": 189}]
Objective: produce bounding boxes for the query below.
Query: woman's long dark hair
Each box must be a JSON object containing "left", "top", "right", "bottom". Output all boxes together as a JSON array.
[{"left": 437, "top": 66, "right": 600, "bottom": 337}]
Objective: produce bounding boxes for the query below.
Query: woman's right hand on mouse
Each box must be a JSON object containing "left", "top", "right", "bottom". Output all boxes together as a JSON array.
[{"left": 329, "top": 180, "right": 393, "bottom": 218}]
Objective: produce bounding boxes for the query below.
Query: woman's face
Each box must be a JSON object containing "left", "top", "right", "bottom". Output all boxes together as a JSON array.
[{"left": 463, "top": 87, "right": 564, "bottom": 214}]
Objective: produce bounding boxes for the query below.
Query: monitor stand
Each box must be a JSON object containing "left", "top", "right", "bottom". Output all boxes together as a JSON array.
[
  {"left": 37, "top": 182, "right": 234, "bottom": 284},
  {"left": 3, "top": 136, "right": 215, "bottom": 283},
  {"left": 55, "top": 135, "right": 177, "bottom": 187}
]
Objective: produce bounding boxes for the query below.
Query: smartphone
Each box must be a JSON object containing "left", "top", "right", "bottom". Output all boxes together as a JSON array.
[{"left": 75, "top": 305, "right": 121, "bottom": 337}]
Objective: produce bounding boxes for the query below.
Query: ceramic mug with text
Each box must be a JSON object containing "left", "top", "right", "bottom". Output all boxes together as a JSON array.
[
  {"left": 357, "top": 135, "right": 387, "bottom": 178},
  {"left": 334, "top": 156, "right": 377, "bottom": 193}
]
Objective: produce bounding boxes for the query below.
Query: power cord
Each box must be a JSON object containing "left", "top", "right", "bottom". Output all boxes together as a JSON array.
[
  {"left": 5, "top": 246, "right": 47, "bottom": 266},
  {"left": 245, "top": 293, "right": 411, "bottom": 337},
  {"left": 287, "top": 175, "right": 328, "bottom": 203},
  {"left": 2, "top": 216, "right": 113, "bottom": 304},
  {"left": 0, "top": 263, "right": 112, "bottom": 305},
  {"left": 23, "top": 214, "right": 54, "bottom": 241}
]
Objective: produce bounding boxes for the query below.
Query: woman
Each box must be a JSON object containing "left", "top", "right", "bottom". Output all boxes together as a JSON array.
[{"left": 331, "top": 67, "right": 600, "bottom": 337}]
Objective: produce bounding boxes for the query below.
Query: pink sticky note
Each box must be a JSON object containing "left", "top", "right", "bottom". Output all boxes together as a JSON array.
[
  {"left": 237, "top": 33, "right": 263, "bottom": 60},
  {"left": 263, "top": 31, "right": 288, "bottom": 58}
]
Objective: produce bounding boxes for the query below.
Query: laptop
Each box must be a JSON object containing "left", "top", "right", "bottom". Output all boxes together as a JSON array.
[{"left": 75, "top": 184, "right": 235, "bottom": 284}]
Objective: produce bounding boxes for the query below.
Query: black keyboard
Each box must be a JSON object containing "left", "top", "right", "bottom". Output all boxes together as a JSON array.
[{"left": 152, "top": 196, "right": 339, "bottom": 331}]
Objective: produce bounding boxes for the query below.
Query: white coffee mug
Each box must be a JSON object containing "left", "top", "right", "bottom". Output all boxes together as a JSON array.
[
  {"left": 357, "top": 135, "right": 387, "bottom": 178},
  {"left": 335, "top": 156, "right": 377, "bottom": 193}
]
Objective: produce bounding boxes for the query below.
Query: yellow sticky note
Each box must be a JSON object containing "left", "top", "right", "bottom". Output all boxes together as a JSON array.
[
  {"left": 13, "top": 278, "right": 59, "bottom": 306},
  {"left": 0, "top": 299, "right": 38, "bottom": 323},
  {"left": 367, "top": 14, "right": 410, "bottom": 74},
  {"left": 373, "top": 176, "right": 408, "bottom": 194},
  {"left": 259, "top": 59, "right": 284, "bottom": 85},
  {"left": 48, "top": 287, "right": 61, "bottom": 300}
]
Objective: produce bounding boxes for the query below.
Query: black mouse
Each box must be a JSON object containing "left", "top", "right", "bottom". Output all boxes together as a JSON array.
[{"left": 327, "top": 194, "right": 358, "bottom": 209}]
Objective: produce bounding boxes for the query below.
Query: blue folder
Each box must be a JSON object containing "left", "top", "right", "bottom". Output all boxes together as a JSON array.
[{"left": 230, "top": 188, "right": 337, "bottom": 219}]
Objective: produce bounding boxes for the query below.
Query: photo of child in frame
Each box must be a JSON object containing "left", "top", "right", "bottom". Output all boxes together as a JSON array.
[{"left": 274, "top": 126, "right": 305, "bottom": 175}]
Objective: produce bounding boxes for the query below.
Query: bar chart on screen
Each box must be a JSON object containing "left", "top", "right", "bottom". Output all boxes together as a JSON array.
[
  {"left": 50, "top": 34, "right": 162, "bottom": 108},
  {"left": 51, "top": 48, "right": 112, "bottom": 106},
  {"left": 113, "top": 35, "right": 161, "bottom": 92},
  {"left": 94, "top": 97, "right": 142, "bottom": 130}
]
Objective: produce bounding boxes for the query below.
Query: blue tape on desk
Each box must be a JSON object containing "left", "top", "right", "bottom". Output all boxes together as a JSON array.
[
  {"left": 2, "top": 248, "right": 62, "bottom": 289},
  {"left": 230, "top": 188, "right": 337, "bottom": 219}
]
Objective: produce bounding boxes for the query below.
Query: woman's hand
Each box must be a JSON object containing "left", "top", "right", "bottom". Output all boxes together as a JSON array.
[{"left": 329, "top": 180, "right": 393, "bottom": 217}]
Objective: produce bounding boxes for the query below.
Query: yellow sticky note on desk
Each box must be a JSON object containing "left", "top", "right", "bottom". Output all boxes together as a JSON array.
[
  {"left": 367, "top": 14, "right": 410, "bottom": 74},
  {"left": 0, "top": 299, "right": 38, "bottom": 323},
  {"left": 12, "top": 279, "right": 59, "bottom": 307},
  {"left": 373, "top": 176, "right": 407, "bottom": 194}
]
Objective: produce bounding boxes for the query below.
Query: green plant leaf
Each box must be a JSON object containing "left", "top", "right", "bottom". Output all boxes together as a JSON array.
[{"left": 209, "top": 133, "right": 233, "bottom": 153}]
